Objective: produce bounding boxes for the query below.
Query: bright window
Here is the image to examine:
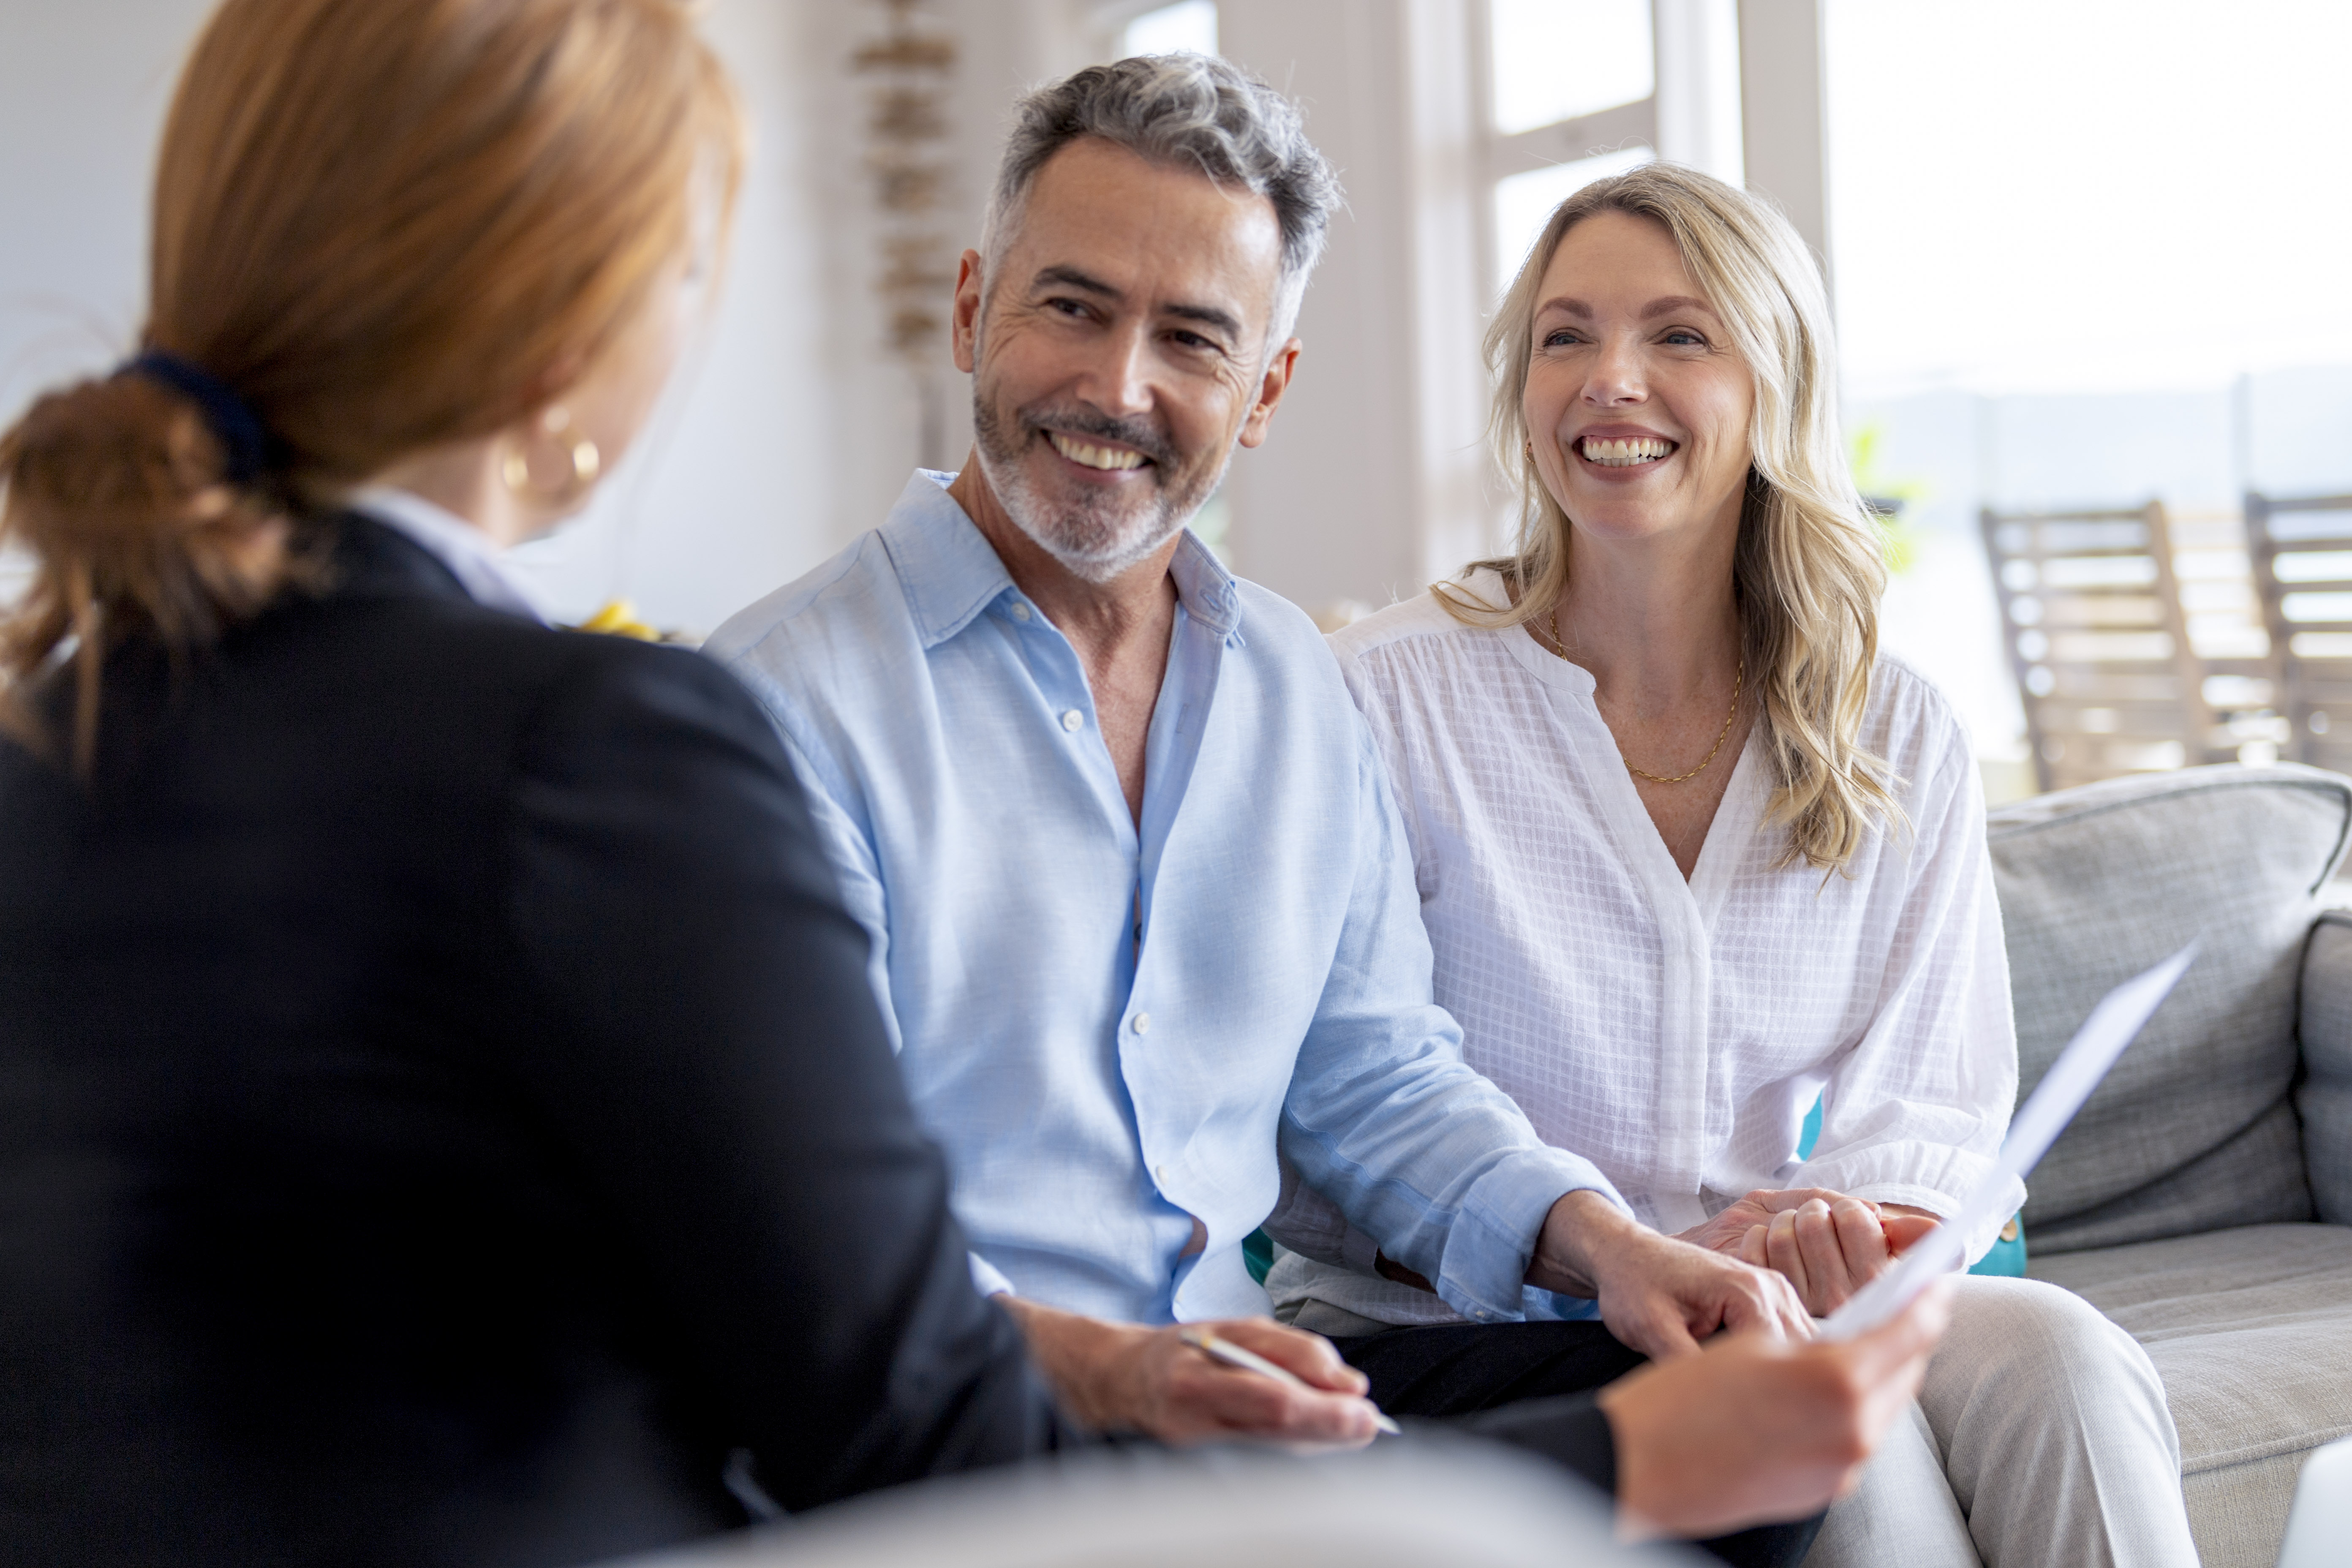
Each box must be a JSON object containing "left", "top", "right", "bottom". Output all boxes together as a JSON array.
[
  {"left": 1490, "top": 0, "right": 1655, "bottom": 136},
  {"left": 1827, "top": 0, "right": 2352, "bottom": 795},
  {"left": 1123, "top": 1, "right": 1218, "bottom": 59},
  {"left": 1484, "top": 2, "right": 1657, "bottom": 293},
  {"left": 1828, "top": 0, "right": 2352, "bottom": 395}
]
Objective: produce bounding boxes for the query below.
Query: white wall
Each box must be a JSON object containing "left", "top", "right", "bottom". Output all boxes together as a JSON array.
[
  {"left": 1212, "top": 0, "right": 1503, "bottom": 619},
  {"left": 0, "top": 0, "right": 216, "bottom": 422}
]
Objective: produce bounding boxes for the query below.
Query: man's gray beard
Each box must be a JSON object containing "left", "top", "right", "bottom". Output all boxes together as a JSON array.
[{"left": 971, "top": 392, "right": 1222, "bottom": 584}]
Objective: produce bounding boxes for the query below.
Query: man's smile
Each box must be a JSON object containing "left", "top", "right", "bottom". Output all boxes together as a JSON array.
[{"left": 1046, "top": 429, "right": 1152, "bottom": 472}]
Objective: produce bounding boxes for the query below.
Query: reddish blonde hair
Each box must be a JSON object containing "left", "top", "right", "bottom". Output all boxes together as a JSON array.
[{"left": 0, "top": 0, "right": 744, "bottom": 769}]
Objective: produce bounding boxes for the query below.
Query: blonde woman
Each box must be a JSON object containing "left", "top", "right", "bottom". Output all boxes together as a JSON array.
[{"left": 1268, "top": 166, "right": 2197, "bottom": 1568}]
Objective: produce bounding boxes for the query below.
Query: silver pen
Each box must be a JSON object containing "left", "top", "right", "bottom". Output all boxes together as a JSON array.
[{"left": 1178, "top": 1325, "right": 1403, "bottom": 1435}]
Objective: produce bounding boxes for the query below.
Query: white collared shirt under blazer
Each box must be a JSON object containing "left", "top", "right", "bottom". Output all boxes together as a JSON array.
[{"left": 1275, "top": 571, "right": 2021, "bottom": 1326}]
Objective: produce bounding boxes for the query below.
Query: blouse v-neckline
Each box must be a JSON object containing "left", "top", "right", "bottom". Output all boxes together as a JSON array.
[{"left": 1481, "top": 572, "right": 1765, "bottom": 932}]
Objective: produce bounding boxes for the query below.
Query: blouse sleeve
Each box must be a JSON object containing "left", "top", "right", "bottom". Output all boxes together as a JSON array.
[{"left": 1790, "top": 713, "right": 2023, "bottom": 1264}]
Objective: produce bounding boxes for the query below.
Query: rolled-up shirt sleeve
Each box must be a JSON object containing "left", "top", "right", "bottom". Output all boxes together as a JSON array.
[
  {"left": 1793, "top": 741, "right": 2022, "bottom": 1263},
  {"left": 1277, "top": 725, "right": 1629, "bottom": 1323}
]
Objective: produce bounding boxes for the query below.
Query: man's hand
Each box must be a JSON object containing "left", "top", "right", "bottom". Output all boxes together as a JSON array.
[
  {"left": 1527, "top": 1190, "right": 1812, "bottom": 1360},
  {"left": 1677, "top": 1188, "right": 1941, "bottom": 1315},
  {"left": 1597, "top": 1280, "right": 1954, "bottom": 1541},
  {"left": 997, "top": 1296, "right": 1383, "bottom": 1447}
]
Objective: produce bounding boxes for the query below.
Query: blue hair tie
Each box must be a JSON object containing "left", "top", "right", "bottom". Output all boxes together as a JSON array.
[{"left": 120, "top": 351, "right": 272, "bottom": 485}]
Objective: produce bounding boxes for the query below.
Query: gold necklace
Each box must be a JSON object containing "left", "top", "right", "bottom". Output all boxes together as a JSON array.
[{"left": 1537, "top": 608, "right": 1745, "bottom": 784}]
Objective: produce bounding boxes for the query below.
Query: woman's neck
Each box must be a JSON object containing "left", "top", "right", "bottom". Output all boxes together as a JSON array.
[
  {"left": 368, "top": 438, "right": 537, "bottom": 549},
  {"left": 1549, "top": 517, "right": 1742, "bottom": 717}
]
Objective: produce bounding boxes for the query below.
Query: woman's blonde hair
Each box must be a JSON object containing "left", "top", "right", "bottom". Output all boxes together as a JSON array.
[
  {"left": 0, "top": 0, "right": 744, "bottom": 770},
  {"left": 1448, "top": 162, "right": 1895, "bottom": 873}
]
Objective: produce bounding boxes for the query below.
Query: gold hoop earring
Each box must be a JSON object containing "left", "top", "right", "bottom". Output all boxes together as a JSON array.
[{"left": 501, "top": 405, "right": 602, "bottom": 504}]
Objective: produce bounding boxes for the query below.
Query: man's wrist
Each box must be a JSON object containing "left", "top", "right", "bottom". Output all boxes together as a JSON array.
[
  {"left": 997, "top": 1296, "right": 1142, "bottom": 1435},
  {"left": 1527, "top": 1188, "right": 1644, "bottom": 1297}
]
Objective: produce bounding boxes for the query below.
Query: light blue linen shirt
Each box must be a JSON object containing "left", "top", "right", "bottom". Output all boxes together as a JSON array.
[{"left": 706, "top": 472, "right": 1623, "bottom": 1326}]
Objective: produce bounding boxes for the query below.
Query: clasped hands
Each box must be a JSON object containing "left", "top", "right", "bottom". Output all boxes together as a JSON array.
[{"left": 1672, "top": 1185, "right": 1944, "bottom": 1316}]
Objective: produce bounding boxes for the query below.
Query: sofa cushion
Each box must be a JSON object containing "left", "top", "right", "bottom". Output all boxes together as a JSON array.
[
  {"left": 2295, "top": 912, "right": 2352, "bottom": 1224},
  {"left": 1988, "top": 765, "right": 2351, "bottom": 1252},
  {"left": 2032, "top": 1223, "right": 2352, "bottom": 1568}
]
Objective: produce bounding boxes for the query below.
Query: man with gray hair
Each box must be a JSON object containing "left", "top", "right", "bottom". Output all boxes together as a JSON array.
[{"left": 708, "top": 56, "right": 1939, "bottom": 1561}]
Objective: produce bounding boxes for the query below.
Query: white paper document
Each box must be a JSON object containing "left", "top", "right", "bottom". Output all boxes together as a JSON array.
[{"left": 1817, "top": 939, "right": 2201, "bottom": 1342}]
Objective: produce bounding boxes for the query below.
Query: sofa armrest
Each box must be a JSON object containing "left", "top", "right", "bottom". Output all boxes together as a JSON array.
[{"left": 2297, "top": 910, "right": 2352, "bottom": 1223}]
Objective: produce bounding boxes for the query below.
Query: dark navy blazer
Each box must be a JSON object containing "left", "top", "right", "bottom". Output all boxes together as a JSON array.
[{"left": 0, "top": 515, "right": 1064, "bottom": 1567}]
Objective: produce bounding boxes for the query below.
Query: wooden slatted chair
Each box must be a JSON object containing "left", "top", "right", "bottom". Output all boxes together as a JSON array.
[
  {"left": 2247, "top": 491, "right": 2352, "bottom": 775},
  {"left": 2170, "top": 506, "right": 2292, "bottom": 766},
  {"left": 1981, "top": 502, "right": 2214, "bottom": 793}
]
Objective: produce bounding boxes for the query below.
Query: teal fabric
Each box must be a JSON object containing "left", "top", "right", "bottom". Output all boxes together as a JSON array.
[
  {"left": 1243, "top": 1228, "right": 1273, "bottom": 1286},
  {"left": 1797, "top": 1094, "right": 2024, "bottom": 1276},
  {"left": 1973, "top": 1223, "right": 2028, "bottom": 1276}
]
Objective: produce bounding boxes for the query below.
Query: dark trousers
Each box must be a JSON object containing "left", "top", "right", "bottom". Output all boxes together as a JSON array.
[{"left": 1336, "top": 1322, "right": 1825, "bottom": 1568}]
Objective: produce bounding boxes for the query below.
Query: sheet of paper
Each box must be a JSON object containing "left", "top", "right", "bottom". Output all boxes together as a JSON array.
[{"left": 1817, "top": 938, "right": 2200, "bottom": 1342}]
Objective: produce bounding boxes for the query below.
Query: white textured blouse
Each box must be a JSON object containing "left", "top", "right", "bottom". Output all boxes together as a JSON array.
[{"left": 1269, "top": 573, "right": 2020, "bottom": 1327}]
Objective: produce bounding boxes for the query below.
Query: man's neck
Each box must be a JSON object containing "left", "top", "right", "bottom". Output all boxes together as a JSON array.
[{"left": 946, "top": 452, "right": 1180, "bottom": 661}]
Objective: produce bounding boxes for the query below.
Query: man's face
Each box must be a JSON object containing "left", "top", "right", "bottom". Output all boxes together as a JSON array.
[{"left": 954, "top": 138, "right": 1295, "bottom": 582}]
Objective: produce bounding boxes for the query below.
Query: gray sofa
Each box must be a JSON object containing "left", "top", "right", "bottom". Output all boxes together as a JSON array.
[{"left": 1987, "top": 763, "right": 2352, "bottom": 1568}]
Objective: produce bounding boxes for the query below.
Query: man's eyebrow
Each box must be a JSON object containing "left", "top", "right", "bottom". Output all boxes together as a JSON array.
[
  {"left": 1164, "top": 302, "right": 1244, "bottom": 340},
  {"left": 1031, "top": 266, "right": 1246, "bottom": 343},
  {"left": 1031, "top": 264, "right": 1122, "bottom": 300}
]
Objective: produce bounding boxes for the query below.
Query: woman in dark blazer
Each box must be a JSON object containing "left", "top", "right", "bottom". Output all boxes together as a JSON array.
[{"left": 0, "top": 2, "right": 1063, "bottom": 1563}]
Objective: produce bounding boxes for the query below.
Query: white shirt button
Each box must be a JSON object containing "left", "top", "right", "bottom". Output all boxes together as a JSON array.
[
  {"left": 1131, "top": 1012, "right": 1151, "bottom": 1035},
  {"left": 1060, "top": 709, "right": 1083, "bottom": 732},
  {"left": 1011, "top": 601, "right": 1032, "bottom": 621},
  {"left": 1154, "top": 1164, "right": 1168, "bottom": 1183}
]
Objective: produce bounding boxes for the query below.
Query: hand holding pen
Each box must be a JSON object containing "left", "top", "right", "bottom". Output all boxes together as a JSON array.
[
  {"left": 1180, "top": 1325, "right": 1402, "bottom": 1435},
  {"left": 998, "top": 1296, "right": 1393, "bottom": 1447}
]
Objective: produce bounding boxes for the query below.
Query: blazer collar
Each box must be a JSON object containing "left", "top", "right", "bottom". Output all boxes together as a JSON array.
[{"left": 326, "top": 513, "right": 492, "bottom": 607}]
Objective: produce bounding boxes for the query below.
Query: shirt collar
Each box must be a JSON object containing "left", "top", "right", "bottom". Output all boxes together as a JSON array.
[
  {"left": 346, "top": 485, "right": 548, "bottom": 624},
  {"left": 880, "top": 468, "right": 1243, "bottom": 648}
]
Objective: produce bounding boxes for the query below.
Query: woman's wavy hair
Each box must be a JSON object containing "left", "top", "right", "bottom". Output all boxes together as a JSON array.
[
  {"left": 0, "top": 0, "right": 743, "bottom": 771},
  {"left": 1447, "top": 162, "right": 1897, "bottom": 874}
]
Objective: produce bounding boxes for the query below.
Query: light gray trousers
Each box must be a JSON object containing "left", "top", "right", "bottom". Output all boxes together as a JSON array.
[{"left": 1805, "top": 1276, "right": 2200, "bottom": 1568}]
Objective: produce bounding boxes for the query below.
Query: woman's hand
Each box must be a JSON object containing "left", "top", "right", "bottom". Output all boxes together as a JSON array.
[
  {"left": 1599, "top": 1279, "right": 1955, "bottom": 1540},
  {"left": 1677, "top": 1188, "right": 1941, "bottom": 1316}
]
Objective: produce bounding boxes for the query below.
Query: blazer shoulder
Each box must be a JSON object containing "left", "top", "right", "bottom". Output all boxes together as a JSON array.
[{"left": 516, "top": 629, "right": 785, "bottom": 763}]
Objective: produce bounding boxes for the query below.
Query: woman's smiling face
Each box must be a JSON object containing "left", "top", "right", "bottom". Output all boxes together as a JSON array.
[{"left": 1522, "top": 209, "right": 1756, "bottom": 548}]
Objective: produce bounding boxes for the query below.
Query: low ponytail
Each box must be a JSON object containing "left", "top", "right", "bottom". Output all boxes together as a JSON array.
[{"left": 0, "top": 366, "right": 305, "bottom": 772}]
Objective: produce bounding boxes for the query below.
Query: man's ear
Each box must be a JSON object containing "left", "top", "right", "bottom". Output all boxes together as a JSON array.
[
  {"left": 951, "top": 249, "right": 985, "bottom": 373},
  {"left": 1237, "top": 338, "right": 1301, "bottom": 449}
]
